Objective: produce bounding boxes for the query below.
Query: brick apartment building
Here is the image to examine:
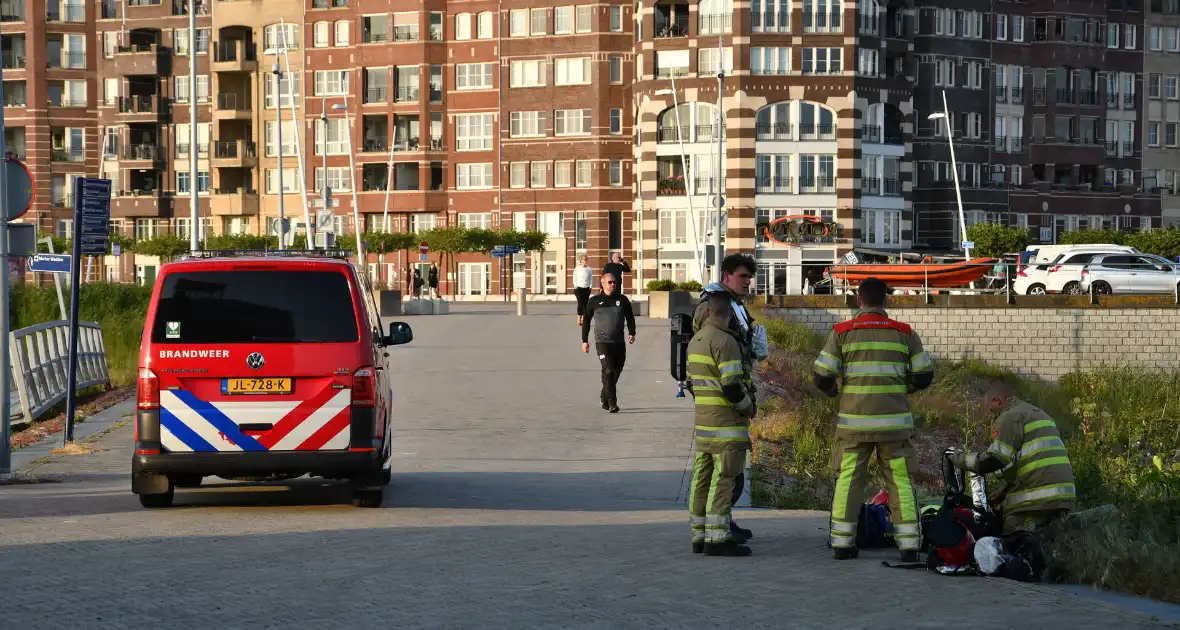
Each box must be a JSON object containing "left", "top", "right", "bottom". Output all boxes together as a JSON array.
[{"left": 1, "top": 0, "right": 1176, "bottom": 298}]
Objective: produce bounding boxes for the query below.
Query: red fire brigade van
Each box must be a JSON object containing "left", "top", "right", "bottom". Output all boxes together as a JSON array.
[{"left": 130, "top": 249, "right": 412, "bottom": 508}]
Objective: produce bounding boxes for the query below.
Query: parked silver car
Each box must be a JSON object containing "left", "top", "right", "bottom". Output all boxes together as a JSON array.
[{"left": 1078, "top": 253, "right": 1180, "bottom": 295}]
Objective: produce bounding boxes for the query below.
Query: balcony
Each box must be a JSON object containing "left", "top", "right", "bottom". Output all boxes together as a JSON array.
[
  {"left": 657, "top": 176, "right": 687, "bottom": 196},
  {"left": 395, "top": 85, "right": 419, "bottom": 103},
  {"left": 364, "top": 86, "right": 388, "bottom": 104},
  {"left": 755, "top": 123, "right": 793, "bottom": 141},
  {"left": 654, "top": 5, "right": 689, "bottom": 37},
  {"left": 799, "top": 176, "right": 836, "bottom": 194},
  {"left": 117, "top": 94, "right": 164, "bottom": 119},
  {"left": 693, "top": 177, "right": 724, "bottom": 195},
  {"left": 698, "top": 13, "right": 732, "bottom": 34},
  {"left": 46, "top": 5, "right": 85, "bottom": 23},
  {"left": 3, "top": 81, "right": 25, "bottom": 107},
  {"left": 0, "top": 50, "right": 24, "bottom": 69},
  {"left": 393, "top": 25, "right": 419, "bottom": 41},
  {"left": 659, "top": 124, "right": 725, "bottom": 143},
  {"left": 47, "top": 50, "right": 86, "bottom": 70},
  {"left": 755, "top": 177, "right": 793, "bottom": 194},
  {"left": 1, "top": 0, "right": 25, "bottom": 21},
  {"left": 1055, "top": 88, "right": 1074, "bottom": 105},
  {"left": 1010, "top": 86, "right": 1024, "bottom": 104},
  {"left": 51, "top": 148, "right": 84, "bottom": 163},
  {"left": 215, "top": 93, "right": 252, "bottom": 119},
  {"left": 212, "top": 39, "right": 257, "bottom": 73},
  {"left": 655, "top": 66, "right": 690, "bottom": 79},
  {"left": 210, "top": 188, "right": 259, "bottom": 216},
  {"left": 171, "top": 0, "right": 208, "bottom": 16},
  {"left": 122, "top": 142, "right": 165, "bottom": 162},
  {"left": 1078, "top": 90, "right": 1099, "bottom": 106},
  {"left": 798, "top": 123, "right": 837, "bottom": 140},
  {"left": 362, "top": 163, "right": 420, "bottom": 191},
  {"left": 212, "top": 140, "right": 257, "bottom": 167},
  {"left": 110, "top": 44, "right": 159, "bottom": 75}
]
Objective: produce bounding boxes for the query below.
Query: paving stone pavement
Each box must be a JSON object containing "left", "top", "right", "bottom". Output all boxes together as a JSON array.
[{"left": 0, "top": 301, "right": 1174, "bottom": 630}]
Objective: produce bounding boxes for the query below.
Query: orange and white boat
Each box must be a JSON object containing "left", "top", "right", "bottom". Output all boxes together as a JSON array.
[{"left": 824, "top": 257, "right": 997, "bottom": 288}]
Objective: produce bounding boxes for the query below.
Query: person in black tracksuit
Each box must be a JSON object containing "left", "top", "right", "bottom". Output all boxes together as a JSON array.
[{"left": 581, "top": 272, "right": 636, "bottom": 413}]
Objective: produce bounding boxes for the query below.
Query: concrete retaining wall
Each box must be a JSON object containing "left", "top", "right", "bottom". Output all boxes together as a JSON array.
[{"left": 769, "top": 304, "right": 1180, "bottom": 381}]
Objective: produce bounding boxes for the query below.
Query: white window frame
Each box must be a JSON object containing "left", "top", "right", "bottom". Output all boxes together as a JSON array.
[
  {"left": 455, "top": 113, "right": 494, "bottom": 151},
  {"left": 555, "top": 57, "right": 592, "bottom": 85},
  {"left": 456, "top": 63, "right": 494, "bottom": 90},
  {"left": 456, "top": 163, "right": 494, "bottom": 189}
]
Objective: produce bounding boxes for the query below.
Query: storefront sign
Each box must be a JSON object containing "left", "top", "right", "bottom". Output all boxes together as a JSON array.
[{"left": 760, "top": 215, "right": 842, "bottom": 245}]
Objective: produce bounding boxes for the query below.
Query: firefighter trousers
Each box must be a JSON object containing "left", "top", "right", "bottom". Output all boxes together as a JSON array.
[
  {"left": 688, "top": 449, "right": 747, "bottom": 544},
  {"left": 829, "top": 438, "right": 921, "bottom": 550}
]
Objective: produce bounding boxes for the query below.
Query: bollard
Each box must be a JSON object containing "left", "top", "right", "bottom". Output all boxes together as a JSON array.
[{"left": 516, "top": 288, "right": 527, "bottom": 315}]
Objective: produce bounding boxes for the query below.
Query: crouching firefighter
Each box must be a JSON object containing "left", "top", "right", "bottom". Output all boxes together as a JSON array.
[
  {"left": 947, "top": 381, "right": 1076, "bottom": 541},
  {"left": 812, "top": 277, "right": 935, "bottom": 561},
  {"left": 686, "top": 292, "right": 756, "bottom": 557}
]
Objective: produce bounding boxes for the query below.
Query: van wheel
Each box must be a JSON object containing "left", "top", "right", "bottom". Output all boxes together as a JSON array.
[
  {"left": 1063, "top": 282, "right": 1083, "bottom": 295},
  {"left": 1027, "top": 284, "right": 1047, "bottom": 295},
  {"left": 139, "top": 486, "right": 175, "bottom": 508},
  {"left": 351, "top": 488, "right": 383, "bottom": 508}
]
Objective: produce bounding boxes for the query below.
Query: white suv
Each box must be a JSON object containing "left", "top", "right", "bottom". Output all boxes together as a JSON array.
[
  {"left": 1079, "top": 253, "right": 1180, "bottom": 295},
  {"left": 1015, "top": 249, "right": 1132, "bottom": 295}
]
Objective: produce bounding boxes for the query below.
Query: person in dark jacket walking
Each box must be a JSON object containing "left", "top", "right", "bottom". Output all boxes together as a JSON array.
[
  {"left": 581, "top": 272, "right": 636, "bottom": 412},
  {"left": 428, "top": 264, "right": 440, "bottom": 298},
  {"left": 602, "top": 253, "right": 631, "bottom": 292}
]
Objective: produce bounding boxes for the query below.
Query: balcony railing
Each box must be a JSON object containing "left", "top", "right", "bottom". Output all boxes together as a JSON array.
[
  {"left": 47, "top": 5, "right": 85, "bottom": 22},
  {"left": 365, "top": 137, "right": 392, "bottom": 152},
  {"left": 862, "top": 125, "right": 881, "bottom": 143},
  {"left": 48, "top": 50, "right": 86, "bottom": 69},
  {"left": 656, "top": 67, "right": 690, "bottom": 79},
  {"left": 395, "top": 86, "right": 419, "bottom": 102},
  {"left": 1011, "top": 137, "right": 1024, "bottom": 152},
  {"left": 657, "top": 177, "right": 687, "bottom": 195},
  {"left": 118, "top": 94, "right": 156, "bottom": 113},
  {"left": 755, "top": 123, "right": 792, "bottom": 140},
  {"left": 1033, "top": 87, "right": 1046, "bottom": 105},
  {"left": 429, "top": 83, "right": 442, "bottom": 102},
  {"left": 363, "top": 31, "right": 389, "bottom": 43},
  {"left": 214, "top": 140, "right": 256, "bottom": 158},
  {"left": 755, "top": 177, "right": 793, "bottom": 194},
  {"left": 798, "top": 176, "right": 836, "bottom": 193},
  {"left": 1055, "top": 88, "right": 1074, "bottom": 104},
  {"left": 995, "top": 135, "right": 1007, "bottom": 151},
  {"left": 1123, "top": 140, "right": 1135, "bottom": 154},
  {"left": 1107, "top": 91, "right": 1118, "bottom": 107},
  {"left": 694, "top": 177, "right": 724, "bottom": 195},
  {"left": 698, "top": 13, "right": 732, "bottom": 34},
  {"left": 1124, "top": 92, "right": 1135, "bottom": 106},
  {"left": 1105, "top": 141, "right": 1119, "bottom": 156},
  {"left": 655, "top": 16, "right": 689, "bottom": 37},
  {"left": 123, "top": 143, "right": 161, "bottom": 160},
  {"left": 217, "top": 93, "right": 250, "bottom": 110},
  {"left": 364, "top": 87, "right": 388, "bottom": 104},
  {"left": 429, "top": 25, "right": 443, "bottom": 40},
  {"left": 798, "top": 123, "right": 836, "bottom": 140},
  {"left": 995, "top": 86, "right": 1008, "bottom": 103},
  {"left": 393, "top": 26, "right": 419, "bottom": 41},
  {"left": 215, "top": 40, "right": 255, "bottom": 62},
  {"left": 51, "top": 148, "right": 83, "bottom": 162},
  {"left": 52, "top": 96, "right": 86, "bottom": 107},
  {"left": 1, "top": 0, "right": 25, "bottom": 21},
  {"left": 1078, "top": 90, "right": 1098, "bottom": 106},
  {"left": 3, "top": 90, "right": 26, "bottom": 107},
  {"left": 171, "top": 0, "right": 208, "bottom": 15},
  {"left": 880, "top": 178, "right": 900, "bottom": 196},
  {"left": 311, "top": 0, "right": 347, "bottom": 7}
]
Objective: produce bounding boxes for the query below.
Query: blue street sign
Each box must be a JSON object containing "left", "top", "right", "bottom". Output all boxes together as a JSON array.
[
  {"left": 492, "top": 245, "right": 521, "bottom": 256},
  {"left": 74, "top": 177, "right": 111, "bottom": 257},
  {"left": 27, "top": 253, "right": 72, "bottom": 274}
]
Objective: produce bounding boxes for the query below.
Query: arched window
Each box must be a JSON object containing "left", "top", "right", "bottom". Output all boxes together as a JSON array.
[
  {"left": 799, "top": 101, "right": 836, "bottom": 139},
  {"left": 755, "top": 102, "right": 791, "bottom": 139},
  {"left": 455, "top": 13, "right": 472, "bottom": 40},
  {"left": 477, "top": 11, "right": 494, "bottom": 38}
]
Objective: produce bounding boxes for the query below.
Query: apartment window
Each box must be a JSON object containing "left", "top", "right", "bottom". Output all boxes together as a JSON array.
[
  {"left": 996, "top": 14, "right": 1007, "bottom": 40},
  {"left": 753, "top": 0, "right": 791, "bottom": 32},
  {"left": 609, "top": 5, "right": 622, "bottom": 31},
  {"left": 1125, "top": 24, "right": 1137, "bottom": 50},
  {"left": 698, "top": 47, "right": 733, "bottom": 75},
  {"left": 335, "top": 19, "right": 349, "bottom": 45},
  {"left": 314, "top": 167, "right": 352, "bottom": 192},
  {"left": 659, "top": 210, "right": 688, "bottom": 244},
  {"left": 314, "top": 21, "right": 330, "bottom": 47},
  {"left": 510, "top": 162, "right": 528, "bottom": 188},
  {"left": 1012, "top": 15, "right": 1024, "bottom": 41},
  {"left": 575, "top": 160, "right": 592, "bottom": 186},
  {"left": 857, "top": 49, "right": 878, "bottom": 77},
  {"left": 610, "top": 56, "right": 622, "bottom": 83},
  {"left": 555, "top": 161, "right": 571, "bottom": 187},
  {"left": 264, "top": 71, "right": 299, "bottom": 108},
  {"left": 175, "top": 75, "right": 210, "bottom": 103},
  {"left": 1149, "top": 121, "right": 1160, "bottom": 146},
  {"left": 316, "top": 118, "right": 349, "bottom": 155},
  {"left": 456, "top": 163, "right": 494, "bottom": 189},
  {"left": 1151, "top": 26, "right": 1163, "bottom": 50},
  {"left": 863, "top": 209, "right": 901, "bottom": 246},
  {"left": 176, "top": 171, "right": 210, "bottom": 194},
  {"left": 1169, "top": 27, "right": 1180, "bottom": 52},
  {"left": 510, "top": 111, "right": 545, "bottom": 137},
  {"left": 1169, "top": 76, "right": 1179, "bottom": 99},
  {"left": 264, "top": 23, "right": 299, "bottom": 51},
  {"left": 509, "top": 9, "right": 528, "bottom": 36},
  {"left": 575, "top": 5, "right": 592, "bottom": 32},
  {"left": 265, "top": 168, "right": 299, "bottom": 194},
  {"left": 554, "top": 6, "right": 572, "bottom": 34},
  {"left": 609, "top": 108, "right": 622, "bottom": 134},
  {"left": 532, "top": 8, "right": 547, "bottom": 35},
  {"left": 456, "top": 13, "right": 472, "bottom": 40},
  {"left": 609, "top": 160, "right": 622, "bottom": 186},
  {"left": 803, "top": 0, "right": 842, "bottom": 32},
  {"left": 554, "top": 109, "right": 591, "bottom": 135},
  {"left": 410, "top": 214, "right": 436, "bottom": 233},
  {"left": 1108, "top": 23, "right": 1120, "bottom": 48},
  {"left": 801, "top": 48, "right": 842, "bottom": 74},
  {"left": 459, "top": 213, "right": 492, "bottom": 228},
  {"left": 265, "top": 120, "right": 296, "bottom": 156},
  {"left": 510, "top": 59, "right": 546, "bottom": 87},
  {"left": 314, "top": 70, "right": 350, "bottom": 96},
  {"left": 555, "top": 57, "right": 592, "bottom": 85},
  {"left": 1168, "top": 123, "right": 1178, "bottom": 147},
  {"left": 455, "top": 113, "right": 494, "bottom": 150},
  {"left": 1150, "top": 74, "right": 1162, "bottom": 99},
  {"left": 456, "top": 63, "right": 494, "bottom": 89},
  {"left": 478, "top": 12, "right": 494, "bottom": 38},
  {"left": 530, "top": 162, "right": 546, "bottom": 187},
  {"left": 750, "top": 47, "right": 790, "bottom": 75}
]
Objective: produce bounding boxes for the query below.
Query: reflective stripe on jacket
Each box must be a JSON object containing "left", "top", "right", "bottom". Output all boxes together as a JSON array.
[
  {"left": 978, "top": 399, "right": 1076, "bottom": 515},
  {"left": 686, "top": 321, "right": 752, "bottom": 454},
  {"left": 813, "top": 307, "right": 933, "bottom": 443}
]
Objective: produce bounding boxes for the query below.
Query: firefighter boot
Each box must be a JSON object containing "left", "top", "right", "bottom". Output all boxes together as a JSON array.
[
  {"left": 704, "top": 540, "right": 752, "bottom": 557},
  {"left": 833, "top": 547, "right": 859, "bottom": 560},
  {"left": 730, "top": 521, "right": 753, "bottom": 541},
  {"left": 693, "top": 542, "right": 704, "bottom": 554},
  {"left": 900, "top": 550, "right": 919, "bottom": 562}
]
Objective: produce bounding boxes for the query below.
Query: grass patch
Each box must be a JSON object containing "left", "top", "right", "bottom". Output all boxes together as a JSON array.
[
  {"left": 751, "top": 313, "right": 1180, "bottom": 604},
  {"left": 10, "top": 282, "right": 151, "bottom": 387}
]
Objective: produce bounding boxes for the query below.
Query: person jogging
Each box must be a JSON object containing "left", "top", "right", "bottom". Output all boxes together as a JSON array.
[{"left": 581, "top": 272, "right": 636, "bottom": 413}]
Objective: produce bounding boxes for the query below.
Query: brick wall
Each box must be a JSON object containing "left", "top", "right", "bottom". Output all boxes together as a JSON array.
[{"left": 770, "top": 306, "right": 1180, "bottom": 381}]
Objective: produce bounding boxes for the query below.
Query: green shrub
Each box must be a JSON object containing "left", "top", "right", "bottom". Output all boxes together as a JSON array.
[
  {"left": 646, "top": 279, "right": 677, "bottom": 291},
  {"left": 677, "top": 280, "right": 703, "bottom": 293},
  {"left": 10, "top": 282, "right": 151, "bottom": 387}
]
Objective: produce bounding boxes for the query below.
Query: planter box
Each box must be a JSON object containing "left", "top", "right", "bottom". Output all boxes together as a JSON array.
[
  {"left": 647, "top": 290, "right": 695, "bottom": 319},
  {"left": 403, "top": 299, "right": 450, "bottom": 316},
  {"left": 376, "top": 290, "right": 403, "bottom": 316}
]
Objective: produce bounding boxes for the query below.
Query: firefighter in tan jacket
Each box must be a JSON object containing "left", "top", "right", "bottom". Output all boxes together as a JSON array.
[
  {"left": 948, "top": 381, "right": 1076, "bottom": 535},
  {"left": 685, "top": 293, "right": 755, "bottom": 557},
  {"left": 812, "top": 277, "right": 935, "bottom": 561}
]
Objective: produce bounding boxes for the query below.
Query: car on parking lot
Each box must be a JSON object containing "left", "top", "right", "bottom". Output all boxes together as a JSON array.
[
  {"left": 1079, "top": 252, "right": 1180, "bottom": 295},
  {"left": 131, "top": 249, "right": 413, "bottom": 508},
  {"left": 1014, "top": 248, "right": 1137, "bottom": 295}
]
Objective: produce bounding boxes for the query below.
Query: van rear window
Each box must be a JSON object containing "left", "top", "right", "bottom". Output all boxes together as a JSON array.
[{"left": 150, "top": 270, "right": 359, "bottom": 344}]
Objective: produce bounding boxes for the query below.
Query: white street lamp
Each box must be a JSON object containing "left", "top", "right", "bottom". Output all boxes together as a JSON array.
[{"left": 927, "top": 89, "right": 970, "bottom": 260}]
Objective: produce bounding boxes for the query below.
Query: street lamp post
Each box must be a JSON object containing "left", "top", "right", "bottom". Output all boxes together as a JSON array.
[
  {"left": 320, "top": 95, "right": 331, "bottom": 248},
  {"left": 331, "top": 100, "right": 365, "bottom": 270},
  {"left": 273, "top": 62, "right": 285, "bottom": 251},
  {"left": 928, "top": 88, "right": 970, "bottom": 260}
]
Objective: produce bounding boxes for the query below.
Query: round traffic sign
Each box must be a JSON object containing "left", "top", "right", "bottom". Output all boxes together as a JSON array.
[
  {"left": 5, "top": 156, "right": 35, "bottom": 221},
  {"left": 419, "top": 241, "right": 429, "bottom": 254}
]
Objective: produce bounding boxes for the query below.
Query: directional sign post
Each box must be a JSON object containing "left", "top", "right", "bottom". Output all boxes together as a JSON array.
[
  {"left": 27, "top": 253, "right": 72, "bottom": 274},
  {"left": 64, "top": 177, "right": 111, "bottom": 445}
]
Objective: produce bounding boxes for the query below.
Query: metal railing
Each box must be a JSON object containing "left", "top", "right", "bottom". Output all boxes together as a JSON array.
[
  {"left": 47, "top": 5, "right": 85, "bottom": 22},
  {"left": 214, "top": 140, "right": 256, "bottom": 158},
  {"left": 393, "top": 25, "right": 419, "bottom": 41},
  {"left": 9, "top": 320, "right": 110, "bottom": 424},
  {"left": 396, "top": 86, "right": 419, "bottom": 102},
  {"left": 217, "top": 92, "right": 249, "bottom": 110},
  {"left": 798, "top": 123, "right": 836, "bottom": 139},
  {"left": 755, "top": 176, "right": 793, "bottom": 193},
  {"left": 654, "top": 16, "right": 689, "bottom": 37},
  {"left": 756, "top": 123, "right": 793, "bottom": 140},
  {"left": 364, "top": 86, "right": 388, "bottom": 103},
  {"left": 123, "top": 143, "right": 161, "bottom": 160},
  {"left": 118, "top": 94, "right": 156, "bottom": 113},
  {"left": 0, "top": 50, "right": 24, "bottom": 68},
  {"left": 698, "top": 13, "right": 732, "bottom": 34}
]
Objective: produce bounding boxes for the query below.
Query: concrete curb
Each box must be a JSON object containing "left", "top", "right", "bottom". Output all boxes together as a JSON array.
[{"left": 9, "top": 398, "right": 136, "bottom": 474}]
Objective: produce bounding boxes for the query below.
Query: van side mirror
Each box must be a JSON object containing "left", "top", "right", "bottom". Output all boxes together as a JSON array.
[{"left": 387, "top": 321, "right": 413, "bottom": 345}]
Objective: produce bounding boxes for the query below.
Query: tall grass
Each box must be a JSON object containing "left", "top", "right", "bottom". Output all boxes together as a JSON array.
[
  {"left": 751, "top": 313, "right": 1180, "bottom": 603},
  {"left": 10, "top": 282, "right": 151, "bottom": 387}
]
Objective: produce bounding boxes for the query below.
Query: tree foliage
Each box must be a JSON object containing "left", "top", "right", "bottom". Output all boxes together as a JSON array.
[
  {"left": 1059, "top": 227, "right": 1180, "bottom": 260},
  {"left": 964, "top": 222, "right": 1030, "bottom": 258},
  {"left": 131, "top": 234, "right": 190, "bottom": 261}
]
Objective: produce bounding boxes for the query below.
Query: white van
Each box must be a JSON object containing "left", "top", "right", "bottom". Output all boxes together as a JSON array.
[
  {"left": 1015, "top": 244, "right": 1142, "bottom": 295},
  {"left": 1024, "top": 244, "right": 1139, "bottom": 265}
]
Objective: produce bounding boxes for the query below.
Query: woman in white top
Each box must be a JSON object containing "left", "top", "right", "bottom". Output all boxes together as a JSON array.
[{"left": 573, "top": 255, "right": 594, "bottom": 325}]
